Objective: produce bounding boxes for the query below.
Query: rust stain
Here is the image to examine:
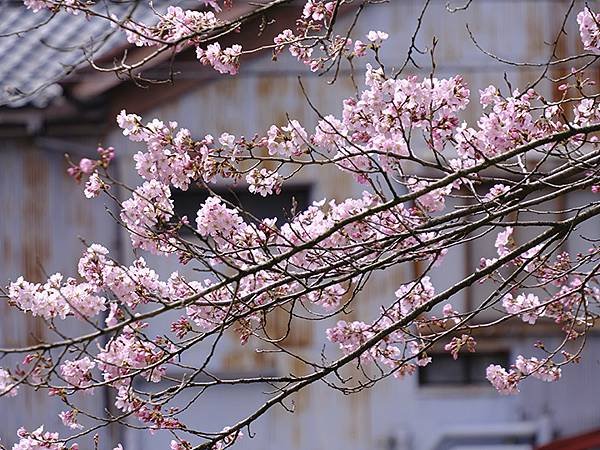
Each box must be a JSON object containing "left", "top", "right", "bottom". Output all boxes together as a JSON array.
[
  {"left": 289, "top": 355, "right": 311, "bottom": 379},
  {"left": 257, "top": 77, "right": 273, "bottom": 99},
  {"left": 265, "top": 306, "right": 313, "bottom": 348},
  {"left": 220, "top": 337, "right": 275, "bottom": 373},
  {"left": 22, "top": 149, "right": 50, "bottom": 281},
  {"left": 220, "top": 348, "right": 248, "bottom": 372},
  {"left": 2, "top": 237, "right": 12, "bottom": 263},
  {"left": 549, "top": 0, "right": 572, "bottom": 103},
  {"left": 21, "top": 148, "right": 51, "bottom": 343},
  {"left": 349, "top": 386, "right": 371, "bottom": 443}
]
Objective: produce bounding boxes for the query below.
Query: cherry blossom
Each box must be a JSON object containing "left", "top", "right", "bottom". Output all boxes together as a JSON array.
[
  {"left": 120, "top": 180, "right": 176, "bottom": 254},
  {"left": 97, "top": 329, "right": 167, "bottom": 384},
  {"left": 23, "top": 0, "right": 50, "bottom": 12},
  {"left": 495, "top": 227, "right": 514, "bottom": 257},
  {"left": 60, "top": 358, "right": 95, "bottom": 390},
  {"left": 246, "top": 168, "right": 283, "bottom": 196},
  {"left": 84, "top": 173, "right": 104, "bottom": 198},
  {"left": 196, "top": 43, "right": 242, "bottom": 75},
  {"left": 0, "top": 368, "right": 18, "bottom": 397},
  {"left": 486, "top": 364, "right": 520, "bottom": 395},
  {"left": 366, "top": 30, "right": 389, "bottom": 46},
  {"left": 12, "top": 426, "right": 73, "bottom": 450},
  {"left": 577, "top": 8, "right": 600, "bottom": 53},
  {"left": 515, "top": 355, "right": 561, "bottom": 382},
  {"left": 8, "top": 275, "right": 106, "bottom": 321},
  {"left": 267, "top": 120, "right": 309, "bottom": 157},
  {"left": 502, "top": 293, "right": 543, "bottom": 325},
  {"left": 4, "top": 3, "right": 600, "bottom": 447},
  {"left": 394, "top": 277, "right": 435, "bottom": 316},
  {"left": 484, "top": 184, "right": 510, "bottom": 202},
  {"left": 59, "top": 410, "right": 83, "bottom": 430},
  {"left": 195, "top": 196, "right": 245, "bottom": 244}
]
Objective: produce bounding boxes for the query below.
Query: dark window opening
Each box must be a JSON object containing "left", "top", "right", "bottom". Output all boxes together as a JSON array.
[
  {"left": 418, "top": 351, "right": 510, "bottom": 386},
  {"left": 172, "top": 184, "right": 312, "bottom": 231}
]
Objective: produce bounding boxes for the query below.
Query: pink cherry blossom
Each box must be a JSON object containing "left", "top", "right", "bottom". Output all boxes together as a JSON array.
[
  {"left": 495, "top": 227, "right": 514, "bottom": 257},
  {"left": 12, "top": 426, "right": 70, "bottom": 450},
  {"left": 196, "top": 43, "right": 242, "bottom": 75},
  {"left": 515, "top": 355, "right": 561, "bottom": 382},
  {"left": 23, "top": 0, "right": 50, "bottom": 12},
  {"left": 502, "top": 293, "right": 543, "bottom": 324},
  {"left": 59, "top": 410, "right": 83, "bottom": 430},
  {"left": 0, "top": 368, "right": 18, "bottom": 397},
  {"left": 486, "top": 364, "right": 520, "bottom": 395},
  {"left": 246, "top": 168, "right": 283, "bottom": 196},
  {"left": 120, "top": 180, "right": 176, "bottom": 254},
  {"left": 8, "top": 274, "right": 105, "bottom": 321},
  {"left": 267, "top": 120, "right": 309, "bottom": 157},
  {"left": 577, "top": 8, "right": 600, "bottom": 53},
  {"left": 366, "top": 30, "right": 389, "bottom": 46},
  {"left": 195, "top": 196, "right": 245, "bottom": 245},
  {"left": 394, "top": 277, "right": 435, "bottom": 316},
  {"left": 60, "top": 358, "right": 95, "bottom": 389},
  {"left": 84, "top": 173, "right": 104, "bottom": 199}
]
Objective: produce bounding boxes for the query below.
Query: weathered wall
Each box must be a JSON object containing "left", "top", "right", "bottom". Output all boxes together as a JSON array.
[
  {"left": 0, "top": 0, "right": 597, "bottom": 449},
  {"left": 0, "top": 138, "right": 117, "bottom": 445},
  {"left": 104, "top": 1, "right": 600, "bottom": 449}
]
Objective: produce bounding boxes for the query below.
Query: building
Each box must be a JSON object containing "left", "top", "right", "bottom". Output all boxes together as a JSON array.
[{"left": 1, "top": 1, "right": 599, "bottom": 449}]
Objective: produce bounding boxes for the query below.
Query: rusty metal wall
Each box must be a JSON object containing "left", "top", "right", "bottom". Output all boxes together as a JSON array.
[
  {"left": 106, "top": 1, "right": 600, "bottom": 449},
  {"left": 0, "top": 138, "right": 116, "bottom": 446},
  {"left": 104, "top": 1, "right": 600, "bottom": 449},
  {"left": 0, "top": 0, "right": 597, "bottom": 449}
]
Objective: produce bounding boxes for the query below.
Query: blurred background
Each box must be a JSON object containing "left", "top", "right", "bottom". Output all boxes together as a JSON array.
[{"left": 1, "top": 1, "right": 600, "bottom": 449}]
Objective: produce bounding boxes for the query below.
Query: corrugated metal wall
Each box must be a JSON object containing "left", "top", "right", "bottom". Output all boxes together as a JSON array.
[
  {"left": 1, "top": 1, "right": 598, "bottom": 449},
  {"left": 106, "top": 1, "right": 600, "bottom": 449},
  {"left": 0, "top": 138, "right": 117, "bottom": 446}
]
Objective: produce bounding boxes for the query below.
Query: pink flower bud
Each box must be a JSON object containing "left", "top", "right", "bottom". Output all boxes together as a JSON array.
[{"left": 78, "top": 158, "right": 95, "bottom": 174}]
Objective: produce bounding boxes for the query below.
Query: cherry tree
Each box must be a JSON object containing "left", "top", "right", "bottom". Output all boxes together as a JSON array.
[{"left": 1, "top": 0, "right": 600, "bottom": 449}]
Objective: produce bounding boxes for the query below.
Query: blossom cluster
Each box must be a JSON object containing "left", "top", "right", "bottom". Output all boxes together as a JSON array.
[
  {"left": 12, "top": 426, "right": 73, "bottom": 450},
  {"left": 122, "top": 3, "right": 245, "bottom": 75},
  {"left": 0, "top": 368, "right": 18, "bottom": 397},
  {"left": 196, "top": 43, "right": 242, "bottom": 75},
  {"left": 273, "top": 2, "right": 338, "bottom": 71},
  {"left": 8, "top": 274, "right": 106, "bottom": 320},
  {"left": 577, "top": 8, "right": 600, "bottom": 53},
  {"left": 487, "top": 355, "right": 562, "bottom": 395},
  {"left": 267, "top": 120, "right": 309, "bottom": 157},
  {"left": 326, "top": 277, "right": 439, "bottom": 376},
  {"left": 454, "top": 87, "right": 563, "bottom": 167},
  {"left": 315, "top": 65, "right": 470, "bottom": 183},
  {"left": 60, "top": 358, "right": 95, "bottom": 390},
  {"left": 120, "top": 180, "right": 176, "bottom": 254},
  {"left": 502, "top": 293, "right": 543, "bottom": 325},
  {"left": 67, "top": 146, "right": 114, "bottom": 199},
  {"left": 246, "top": 168, "right": 283, "bottom": 196}
]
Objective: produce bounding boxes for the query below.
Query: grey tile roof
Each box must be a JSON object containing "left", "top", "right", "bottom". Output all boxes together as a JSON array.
[{"left": 0, "top": 1, "right": 179, "bottom": 108}]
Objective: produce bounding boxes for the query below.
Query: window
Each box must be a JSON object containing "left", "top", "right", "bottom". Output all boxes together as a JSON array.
[
  {"left": 172, "top": 184, "right": 312, "bottom": 230},
  {"left": 418, "top": 351, "right": 510, "bottom": 386}
]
